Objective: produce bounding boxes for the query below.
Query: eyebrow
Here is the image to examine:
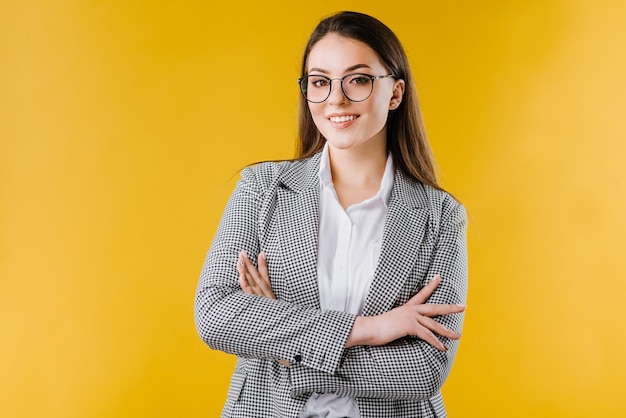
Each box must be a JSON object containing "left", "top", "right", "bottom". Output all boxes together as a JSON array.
[{"left": 308, "top": 63, "right": 373, "bottom": 74}]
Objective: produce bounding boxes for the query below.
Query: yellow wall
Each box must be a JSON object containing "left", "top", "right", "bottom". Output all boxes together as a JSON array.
[{"left": 1, "top": 1, "right": 625, "bottom": 416}]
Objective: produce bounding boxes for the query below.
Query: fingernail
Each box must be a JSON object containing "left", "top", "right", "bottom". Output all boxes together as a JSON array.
[
  {"left": 433, "top": 274, "right": 441, "bottom": 281},
  {"left": 456, "top": 304, "right": 466, "bottom": 308},
  {"left": 260, "top": 251, "right": 266, "bottom": 260},
  {"left": 241, "top": 250, "right": 248, "bottom": 259}
]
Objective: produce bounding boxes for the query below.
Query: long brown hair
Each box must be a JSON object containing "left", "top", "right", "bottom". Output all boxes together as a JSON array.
[{"left": 297, "top": 11, "right": 442, "bottom": 190}]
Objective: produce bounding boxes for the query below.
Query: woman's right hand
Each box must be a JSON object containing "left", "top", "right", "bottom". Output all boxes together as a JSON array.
[{"left": 346, "top": 275, "right": 465, "bottom": 351}]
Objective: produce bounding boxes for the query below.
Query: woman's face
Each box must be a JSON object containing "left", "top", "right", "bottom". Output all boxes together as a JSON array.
[{"left": 305, "top": 33, "right": 404, "bottom": 154}]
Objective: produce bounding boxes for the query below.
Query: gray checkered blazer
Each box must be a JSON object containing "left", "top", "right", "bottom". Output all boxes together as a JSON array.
[{"left": 195, "top": 151, "right": 468, "bottom": 417}]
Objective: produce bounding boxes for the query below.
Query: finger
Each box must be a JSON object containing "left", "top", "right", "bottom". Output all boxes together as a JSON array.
[
  {"left": 242, "top": 252, "right": 271, "bottom": 297},
  {"left": 258, "top": 251, "right": 268, "bottom": 278},
  {"left": 237, "top": 255, "right": 255, "bottom": 294},
  {"left": 239, "top": 251, "right": 260, "bottom": 293},
  {"left": 410, "top": 322, "right": 447, "bottom": 352},
  {"left": 257, "top": 251, "right": 276, "bottom": 299},
  {"left": 239, "top": 271, "right": 253, "bottom": 294},
  {"left": 416, "top": 303, "right": 466, "bottom": 317},
  {"left": 240, "top": 250, "right": 275, "bottom": 299},
  {"left": 409, "top": 274, "right": 441, "bottom": 305},
  {"left": 416, "top": 315, "right": 462, "bottom": 340}
]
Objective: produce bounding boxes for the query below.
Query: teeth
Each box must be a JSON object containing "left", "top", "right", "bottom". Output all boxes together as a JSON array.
[{"left": 330, "top": 115, "right": 357, "bottom": 122}]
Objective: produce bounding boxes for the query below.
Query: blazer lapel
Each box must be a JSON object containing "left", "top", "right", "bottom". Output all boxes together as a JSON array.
[
  {"left": 275, "top": 155, "right": 321, "bottom": 308},
  {"left": 362, "top": 172, "right": 430, "bottom": 317}
]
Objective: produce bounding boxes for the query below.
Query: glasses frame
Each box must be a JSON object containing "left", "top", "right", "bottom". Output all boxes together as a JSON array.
[{"left": 297, "top": 73, "right": 395, "bottom": 103}]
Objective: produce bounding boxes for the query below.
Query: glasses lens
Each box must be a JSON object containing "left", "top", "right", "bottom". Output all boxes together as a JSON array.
[
  {"left": 342, "top": 74, "right": 374, "bottom": 102},
  {"left": 300, "top": 76, "right": 330, "bottom": 103}
]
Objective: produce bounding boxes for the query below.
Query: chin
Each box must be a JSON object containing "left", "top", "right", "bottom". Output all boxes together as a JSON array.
[{"left": 324, "top": 137, "right": 361, "bottom": 150}]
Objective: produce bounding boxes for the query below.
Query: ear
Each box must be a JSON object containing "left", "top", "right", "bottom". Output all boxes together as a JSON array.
[{"left": 390, "top": 79, "right": 405, "bottom": 110}]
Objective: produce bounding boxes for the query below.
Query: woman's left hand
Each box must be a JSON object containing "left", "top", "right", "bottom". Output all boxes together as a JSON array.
[
  {"left": 237, "top": 250, "right": 289, "bottom": 367},
  {"left": 237, "top": 250, "right": 276, "bottom": 299}
]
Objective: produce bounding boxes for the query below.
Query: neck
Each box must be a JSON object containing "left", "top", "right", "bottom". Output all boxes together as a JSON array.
[{"left": 327, "top": 140, "right": 387, "bottom": 189}]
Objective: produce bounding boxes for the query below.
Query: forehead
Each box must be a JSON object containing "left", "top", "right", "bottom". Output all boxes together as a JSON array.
[{"left": 307, "top": 33, "right": 386, "bottom": 73}]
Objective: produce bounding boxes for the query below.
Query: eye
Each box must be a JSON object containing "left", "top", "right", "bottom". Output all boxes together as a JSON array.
[
  {"left": 347, "top": 74, "right": 372, "bottom": 85},
  {"left": 310, "top": 76, "right": 330, "bottom": 88}
]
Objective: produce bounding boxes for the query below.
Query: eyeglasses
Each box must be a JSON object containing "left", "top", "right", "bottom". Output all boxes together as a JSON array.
[{"left": 297, "top": 73, "right": 395, "bottom": 103}]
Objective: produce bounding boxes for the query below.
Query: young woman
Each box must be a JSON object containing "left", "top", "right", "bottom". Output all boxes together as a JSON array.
[{"left": 195, "top": 11, "right": 468, "bottom": 418}]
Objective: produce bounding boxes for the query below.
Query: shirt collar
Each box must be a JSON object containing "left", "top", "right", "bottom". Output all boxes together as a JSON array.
[{"left": 318, "top": 142, "right": 395, "bottom": 207}]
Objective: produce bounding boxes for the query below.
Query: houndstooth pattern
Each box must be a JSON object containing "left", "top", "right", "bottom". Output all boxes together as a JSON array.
[{"left": 194, "top": 152, "right": 468, "bottom": 417}]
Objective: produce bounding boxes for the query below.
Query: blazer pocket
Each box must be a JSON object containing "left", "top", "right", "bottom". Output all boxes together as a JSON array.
[
  {"left": 222, "top": 371, "right": 246, "bottom": 417},
  {"left": 428, "top": 391, "right": 446, "bottom": 417}
]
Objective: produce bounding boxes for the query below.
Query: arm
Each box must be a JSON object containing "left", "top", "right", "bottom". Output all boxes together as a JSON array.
[
  {"left": 194, "top": 167, "right": 355, "bottom": 375},
  {"left": 239, "top": 254, "right": 462, "bottom": 368},
  {"left": 290, "top": 199, "right": 468, "bottom": 399},
  {"left": 239, "top": 197, "right": 469, "bottom": 400}
]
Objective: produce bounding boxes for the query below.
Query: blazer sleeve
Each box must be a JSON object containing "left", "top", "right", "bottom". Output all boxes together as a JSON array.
[
  {"left": 194, "top": 166, "right": 356, "bottom": 375},
  {"left": 289, "top": 197, "right": 468, "bottom": 400}
]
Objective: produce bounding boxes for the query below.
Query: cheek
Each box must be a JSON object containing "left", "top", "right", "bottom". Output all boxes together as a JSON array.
[
  {"left": 308, "top": 103, "right": 326, "bottom": 126},
  {"left": 368, "top": 100, "right": 391, "bottom": 126},
  {"left": 308, "top": 102, "right": 322, "bottom": 117},
  {"left": 373, "top": 93, "right": 392, "bottom": 112}
]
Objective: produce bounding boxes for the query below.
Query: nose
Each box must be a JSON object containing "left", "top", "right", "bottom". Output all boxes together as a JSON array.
[{"left": 327, "top": 78, "right": 348, "bottom": 105}]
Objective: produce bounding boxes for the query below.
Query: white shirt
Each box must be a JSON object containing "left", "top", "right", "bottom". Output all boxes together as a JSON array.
[
  {"left": 317, "top": 144, "right": 394, "bottom": 315},
  {"left": 300, "top": 144, "right": 394, "bottom": 417}
]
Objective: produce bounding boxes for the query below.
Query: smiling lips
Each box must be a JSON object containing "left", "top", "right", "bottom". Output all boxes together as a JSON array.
[{"left": 329, "top": 115, "right": 358, "bottom": 122}]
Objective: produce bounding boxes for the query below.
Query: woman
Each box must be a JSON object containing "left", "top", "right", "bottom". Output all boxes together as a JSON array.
[{"left": 195, "top": 11, "right": 468, "bottom": 418}]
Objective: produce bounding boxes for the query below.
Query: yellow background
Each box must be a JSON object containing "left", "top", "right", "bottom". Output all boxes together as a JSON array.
[{"left": 1, "top": 1, "right": 625, "bottom": 417}]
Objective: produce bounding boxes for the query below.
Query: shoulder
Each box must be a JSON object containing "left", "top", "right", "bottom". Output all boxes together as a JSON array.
[
  {"left": 428, "top": 188, "right": 466, "bottom": 236},
  {"left": 394, "top": 171, "right": 466, "bottom": 225},
  {"left": 241, "top": 153, "right": 321, "bottom": 193},
  {"left": 240, "top": 161, "right": 282, "bottom": 188},
  {"left": 423, "top": 184, "right": 465, "bottom": 221}
]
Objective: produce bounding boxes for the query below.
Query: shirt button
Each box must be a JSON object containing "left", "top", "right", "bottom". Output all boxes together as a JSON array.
[{"left": 294, "top": 354, "right": 302, "bottom": 363}]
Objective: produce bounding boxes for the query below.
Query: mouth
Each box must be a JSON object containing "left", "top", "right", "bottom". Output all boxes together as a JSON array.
[{"left": 328, "top": 114, "right": 359, "bottom": 123}]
